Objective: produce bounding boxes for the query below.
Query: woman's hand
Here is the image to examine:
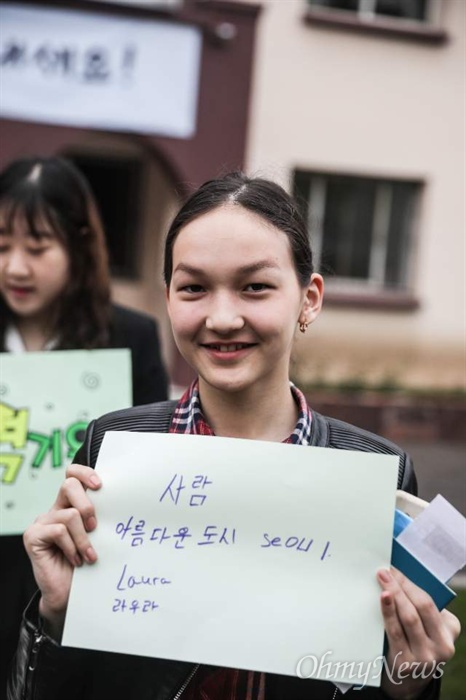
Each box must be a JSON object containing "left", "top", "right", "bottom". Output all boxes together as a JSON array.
[
  {"left": 23, "top": 464, "right": 102, "bottom": 640},
  {"left": 377, "top": 567, "right": 460, "bottom": 699}
]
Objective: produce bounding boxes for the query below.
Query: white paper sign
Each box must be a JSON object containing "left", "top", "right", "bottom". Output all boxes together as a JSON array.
[
  {"left": 0, "top": 3, "right": 201, "bottom": 137},
  {"left": 63, "top": 432, "right": 399, "bottom": 687}
]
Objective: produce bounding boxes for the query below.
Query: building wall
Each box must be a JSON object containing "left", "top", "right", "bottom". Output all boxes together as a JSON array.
[{"left": 243, "top": 0, "right": 465, "bottom": 389}]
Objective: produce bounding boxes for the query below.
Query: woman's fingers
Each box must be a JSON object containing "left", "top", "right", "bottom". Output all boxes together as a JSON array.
[
  {"left": 385, "top": 570, "right": 435, "bottom": 654},
  {"left": 389, "top": 568, "right": 445, "bottom": 644},
  {"left": 25, "top": 518, "right": 81, "bottom": 568},
  {"left": 378, "top": 568, "right": 429, "bottom": 655},
  {"left": 29, "top": 463, "right": 102, "bottom": 563},
  {"left": 441, "top": 608, "right": 461, "bottom": 640},
  {"left": 21, "top": 466, "right": 102, "bottom": 634},
  {"left": 377, "top": 567, "right": 458, "bottom": 663},
  {"left": 25, "top": 509, "right": 98, "bottom": 566},
  {"left": 66, "top": 463, "right": 101, "bottom": 490},
  {"left": 377, "top": 571, "right": 409, "bottom": 652},
  {"left": 53, "top": 477, "right": 97, "bottom": 531},
  {"left": 24, "top": 464, "right": 102, "bottom": 569},
  {"left": 57, "top": 506, "right": 98, "bottom": 564},
  {"left": 52, "top": 464, "right": 101, "bottom": 531}
]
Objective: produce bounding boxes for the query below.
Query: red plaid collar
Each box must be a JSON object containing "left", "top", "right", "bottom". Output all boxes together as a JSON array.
[{"left": 170, "top": 380, "right": 312, "bottom": 444}]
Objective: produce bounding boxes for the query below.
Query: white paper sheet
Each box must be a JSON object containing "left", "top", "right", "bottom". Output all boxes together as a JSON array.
[
  {"left": 63, "top": 432, "right": 399, "bottom": 687},
  {"left": 397, "top": 495, "right": 466, "bottom": 582}
]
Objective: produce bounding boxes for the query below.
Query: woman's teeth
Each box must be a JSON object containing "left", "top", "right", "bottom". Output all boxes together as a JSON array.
[{"left": 211, "top": 344, "right": 247, "bottom": 352}]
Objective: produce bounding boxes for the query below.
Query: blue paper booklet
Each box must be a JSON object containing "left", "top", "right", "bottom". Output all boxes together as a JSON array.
[{"left": 391, "top": 506, "right": 457, "bottom": 610}]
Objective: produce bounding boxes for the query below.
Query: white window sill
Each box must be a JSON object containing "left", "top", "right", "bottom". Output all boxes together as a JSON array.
[
  {"left": 303, "top": 8, "right": 448, "bottom": 45},
  {"left": 323, "top": 288, "right": 420, "bottom": 311}
]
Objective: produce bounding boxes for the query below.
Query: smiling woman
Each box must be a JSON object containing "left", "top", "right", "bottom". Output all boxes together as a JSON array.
[
  {"left": 166, "top": 203, "right": 323, "bottom": 439},
  {"left": 8, "top": 172, "right": 460, "bottom": 700}
]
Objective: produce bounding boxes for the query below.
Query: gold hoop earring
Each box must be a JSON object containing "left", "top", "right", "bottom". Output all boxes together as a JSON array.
[{"left": 299, "top": 321, "right": 309, "bottom": 334}]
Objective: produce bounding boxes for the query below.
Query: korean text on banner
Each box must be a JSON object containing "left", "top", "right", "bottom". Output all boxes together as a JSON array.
[{"left": 0, "top": 3, "right": 201, "bottom": 138}]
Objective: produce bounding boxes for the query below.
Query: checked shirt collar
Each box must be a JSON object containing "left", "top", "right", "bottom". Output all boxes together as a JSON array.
[{"left": 170, "top": 379, "right": 312, "bottom": 444}]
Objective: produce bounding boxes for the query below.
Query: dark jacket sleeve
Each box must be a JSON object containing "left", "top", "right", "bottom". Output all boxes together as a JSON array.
[
  {"left": 7, "top": 593, "right": 193, "bottom": 700},
  {"left": 109, "top": 305, "right": 169, "bottom": 406},
  {"left": 399, "top": 452, "right": 418, "bottom": 495},
  {"left": 7, "top": 594, "right": 91, "bottom": 700}
]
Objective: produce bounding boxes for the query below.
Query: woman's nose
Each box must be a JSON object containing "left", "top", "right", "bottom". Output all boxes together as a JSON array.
[
  {"left": 4, "top": 248, "right": 30, "bottom": 277},
  {"left": 205, "top": 296, "right": 245, "bottom": 333}
]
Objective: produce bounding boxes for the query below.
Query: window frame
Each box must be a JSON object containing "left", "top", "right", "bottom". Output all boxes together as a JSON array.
[
  {"left": 294, "top": 168, "right": 423, "bottom": 309},
  {"left": 304, "top": 0, "right": 448, "bottom": 45}
]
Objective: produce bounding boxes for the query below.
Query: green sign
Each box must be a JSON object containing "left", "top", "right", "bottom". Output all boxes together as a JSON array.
[{"left": 0, "top": 349, "right": 132, "bottom": 535}]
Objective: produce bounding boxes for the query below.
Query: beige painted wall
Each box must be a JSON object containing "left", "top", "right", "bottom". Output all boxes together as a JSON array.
[{"left": 242, "top": 0, "right": 465, "bottom": 389}]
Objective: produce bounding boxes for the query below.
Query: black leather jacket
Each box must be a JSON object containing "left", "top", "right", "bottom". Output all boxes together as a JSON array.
[{"left": 8, "top": 402, "right": 440, "bottom": 700}]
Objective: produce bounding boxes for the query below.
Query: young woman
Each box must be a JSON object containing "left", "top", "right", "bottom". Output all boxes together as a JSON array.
[
  {"left": 0, "top": 156, "right": 168, "bottom": 405},
  {"left": 0, "top": 156, "right": 169, "bottom": 691},
  {"left": 8, "top": 173, "right": 459, "bottom": 700}
]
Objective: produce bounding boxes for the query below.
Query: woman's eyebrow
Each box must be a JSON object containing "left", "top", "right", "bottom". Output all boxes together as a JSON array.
[
  {"left": 23, "top": 229, "right": 55, "bottom": 242},
  {"left": 173, "top": 260, "right": 280, "bottom": 276},
  {"left": 32, "top": 231, "right": 54, "bottom": 239},
  {"left": 237, "top": 261, "right": 280, "bottom": 275},
  {"left": 173, "top": 263, "right": 204, "bottom": 276}
]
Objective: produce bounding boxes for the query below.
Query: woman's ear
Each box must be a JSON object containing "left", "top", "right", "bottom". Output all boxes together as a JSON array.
[{"left": 299, "top": 273, "right": 324, "bottom": 329}]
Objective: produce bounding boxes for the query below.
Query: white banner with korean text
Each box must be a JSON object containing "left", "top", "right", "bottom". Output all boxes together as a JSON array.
[{"left": 0, "top": 3, "right": 201, "bottom": 138}]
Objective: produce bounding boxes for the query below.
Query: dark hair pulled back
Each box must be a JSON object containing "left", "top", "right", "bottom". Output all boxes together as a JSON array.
[{"left": 164, "top": 172, "right": 314, "bottom": 287}]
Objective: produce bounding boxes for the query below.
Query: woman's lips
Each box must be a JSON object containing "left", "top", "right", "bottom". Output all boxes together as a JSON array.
[
  {"left": 203, "top": 343, "right": 254, "bottom": 352},
  {"left": 201, "top": 342, "right": 257, "bottom": 360},
  {"left": 7, "top": 285, "right": 34, "bottom": 299}
]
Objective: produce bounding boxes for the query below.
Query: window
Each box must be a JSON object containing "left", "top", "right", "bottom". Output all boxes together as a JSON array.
[
  {"left": 307, "top": 0, "right": 431, "bottom": 23},
  {"left": 66, "top": 154, "right": 143, "bottom": 278},
  {"left": 304, "top": 0, "right": 446, "bottom": 43},
  {"left": 294, "top": 170, "right": 421, "bottom": 292}
]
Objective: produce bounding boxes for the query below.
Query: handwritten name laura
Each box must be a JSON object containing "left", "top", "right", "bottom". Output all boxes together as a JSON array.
[{"left": 116, "top": 564, "right": 172, "bottom": 592}]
